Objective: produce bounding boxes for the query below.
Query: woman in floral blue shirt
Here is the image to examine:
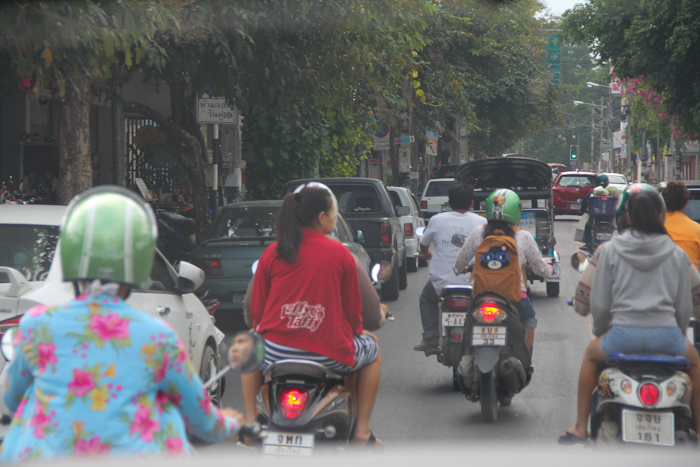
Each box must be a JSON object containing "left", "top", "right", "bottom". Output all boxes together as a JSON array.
[{"left": 0, "top": 186, "right": 243, "bottom": 463}]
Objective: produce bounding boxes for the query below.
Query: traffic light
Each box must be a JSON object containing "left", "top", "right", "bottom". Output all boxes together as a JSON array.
[{"left": 570, "top": 144, "right": 578, "bottom": 160}]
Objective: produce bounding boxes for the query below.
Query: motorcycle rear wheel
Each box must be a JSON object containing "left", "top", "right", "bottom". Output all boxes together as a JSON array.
[{"left": 480, "top": 370, "right": 498, "bottom": 422}]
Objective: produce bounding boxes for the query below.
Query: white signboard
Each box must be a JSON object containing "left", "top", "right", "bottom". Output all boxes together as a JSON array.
[
  {"left": 197, "top": 97, "right": 235, "bottom": 124},
  {"left": 399, "top": 148, "right": 410, "bottom": 173},
  {"left": 520, "top": 212, "right": 536, "bottom": 236},
  {"left": 373, "top": 135, "right": 390, "bottom": 151}
]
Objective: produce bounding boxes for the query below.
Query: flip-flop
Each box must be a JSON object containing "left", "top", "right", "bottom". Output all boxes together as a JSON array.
[
  {"left": 353, "top": 431, "right": 383, "bottom": 450},
  {"left": 558, "top": 430, "right": 590, "bottom": 446}
]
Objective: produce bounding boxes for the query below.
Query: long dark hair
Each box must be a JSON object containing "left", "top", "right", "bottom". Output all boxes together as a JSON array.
[
  {"left": 628, "top": 191, "right": 667, "bottom": 235},
  {"left": 276, "top": 187, "right": 333, "bottom": 262},
  {"left": 483, "top": 219, "right": 516, "bottom": 237}
]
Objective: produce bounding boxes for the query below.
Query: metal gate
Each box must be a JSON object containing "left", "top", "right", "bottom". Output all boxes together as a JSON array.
[{"left": 125, "top": 118, "right": 179, "bottom": 196}]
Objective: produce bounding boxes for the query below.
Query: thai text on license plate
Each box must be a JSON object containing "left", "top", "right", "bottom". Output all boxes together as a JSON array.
[
  {"left": 442, "top": 312, "right": 467, "bottom": 327},
  {"left": 472, "top": 326, "right": 506, "bottom": 346},
  {"left": 263, "top": 431, "right": 315, "bottom": 457},
  {"left": 570, "top": 203, "right": 581, "bottom": 210},
  {"left": 621, "top": 409, "right": 674, "bottom": 446},
  {"left": 595, "top": 233, "right": 612, "bottom": 241}
]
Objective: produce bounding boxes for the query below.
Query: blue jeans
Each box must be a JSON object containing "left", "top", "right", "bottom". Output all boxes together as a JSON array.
[
  {"left": 600, "top": 325, "right": 688, "bottom": 357},
  {"left": 419, "top": 280, "right": 441, "bottom": 339},
  {"left": 514, "top": 297, "right": 537, "bottom": 329}
]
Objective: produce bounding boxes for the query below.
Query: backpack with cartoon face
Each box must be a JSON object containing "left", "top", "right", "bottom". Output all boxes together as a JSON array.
[{"left": 472, "top": 227, "right": 522, "bottom": 303}]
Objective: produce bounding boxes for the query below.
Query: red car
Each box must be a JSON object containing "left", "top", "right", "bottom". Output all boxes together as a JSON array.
[{"left": 553, "top": 171, "right": 596, "bottom": 215}]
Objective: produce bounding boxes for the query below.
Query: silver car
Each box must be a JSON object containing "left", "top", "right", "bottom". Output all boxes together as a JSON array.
[
  {"left": 388, "top": 186, "right": 426, "bottom": 272},
  {"left": 0, "top": 205, "right": 225, "bottom": 409}
]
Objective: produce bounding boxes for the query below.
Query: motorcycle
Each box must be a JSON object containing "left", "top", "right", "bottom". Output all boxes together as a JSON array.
[
  {"left": 437, "top": 285, "right": 473, "bottom": 391},
  {"left": 210, "top": 262, "right": 392, "bottom": 456},
  {"left": 574, "top": 195, "right": 617, "bottom": 252},
  {"left": 154, "top": 208, "right": 197, "bottom": 264},
  {"left": 456, "top": 291, "right": 532, "bottom": 422},
  {"left": 568, "top": 252, "right": 699, "bottom": 446}
]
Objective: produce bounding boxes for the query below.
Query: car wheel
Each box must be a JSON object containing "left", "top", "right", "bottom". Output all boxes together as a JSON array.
[
  {"left": 399, "top": 254, "right": 408, "bottom": 290},
  {"left": 200, "top": 345, "right": 221, "bottom": 407},
  {"left": 381, "top": 263, "right": 400, "bottom": 301},
  {"left": 407, "top": 256, "right": 418, "bottom": 273}
]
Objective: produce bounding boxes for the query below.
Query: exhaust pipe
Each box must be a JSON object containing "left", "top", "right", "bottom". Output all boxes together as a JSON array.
[{"left": 498, "top": 357, "right": 527, "bottom": 395}]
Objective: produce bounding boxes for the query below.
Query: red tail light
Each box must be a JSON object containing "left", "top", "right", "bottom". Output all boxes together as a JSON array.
[
  {"left": 380, "top": 224, "right": 391, "bottom": 246},
  {"left": 207, "top": 300, "right": 220, "bottom": 316},
  {"left": 191, "top": 258, "right": 223, "bottom": 276},
  {"left": 420, "top": 200, "right": 427, "bottom": 210},
  {"left": 444, "top": 297, "right": 470, "bottom": 309},
  {"left": 280, "top": 388, "right": 308, "bottom": 420},
  {"left": 639, "top": 383, "right": 660, "bottom": 407},
  {"left": 479, "top": 302, "right": 501, "bottom": 322},
  {"left": 404, "top": 223, "right": 414, "bottom": 237}
]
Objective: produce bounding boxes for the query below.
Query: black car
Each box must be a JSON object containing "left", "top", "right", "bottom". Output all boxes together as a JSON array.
[
  {"left": 282, "top": 178, "right": 409, "bottom": 301},
  {"left": 683, "top": 180, "right": 700, "bottom": 223}
]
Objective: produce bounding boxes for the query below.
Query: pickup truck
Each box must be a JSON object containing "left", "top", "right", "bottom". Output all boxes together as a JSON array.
[{"left": 282, "top": 178, "right": 409, "bottom": 301}]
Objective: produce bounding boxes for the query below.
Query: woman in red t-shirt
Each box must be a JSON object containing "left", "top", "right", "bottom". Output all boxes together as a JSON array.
[{"left": 242, "top": 183, "right": 383, "bottom": 447}]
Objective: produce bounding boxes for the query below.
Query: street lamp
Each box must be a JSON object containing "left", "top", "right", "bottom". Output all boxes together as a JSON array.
[
  {"left": 586, "top": 82, "right": 612, "bottom": 89},
  {"left": 574, "top": 100, "right": 608, "bottom": 172}
]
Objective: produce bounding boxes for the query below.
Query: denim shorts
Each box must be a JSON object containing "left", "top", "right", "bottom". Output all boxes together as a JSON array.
[
  {"left": 600, "top": 325, "right": 688, "bottom": 357},
  {"left": 514, "top": 297, "right": 537, "bottom": 329}
]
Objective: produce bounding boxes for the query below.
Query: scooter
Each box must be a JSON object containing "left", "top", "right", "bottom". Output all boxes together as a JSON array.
[
  {"left": 212, "top": 262, "right": 392, "bottom": 456},
  {"left": 155, "top": 209, "right": 196, "bottom": 264},
  {"left": 456, "top": 291, "right": 532, "bottom": 422},
  {"left": 568, "top": 252, "right": 698, "bottom": 446}
]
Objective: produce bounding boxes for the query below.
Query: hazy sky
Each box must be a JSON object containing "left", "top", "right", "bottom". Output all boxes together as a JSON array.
[{"left": 542, "top": 0, "right": 586, "bottom": 16}]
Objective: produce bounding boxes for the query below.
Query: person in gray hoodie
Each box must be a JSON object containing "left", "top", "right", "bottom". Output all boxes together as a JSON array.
[{"left": 560, "top": 186, "right": 700, "bottom": 444}]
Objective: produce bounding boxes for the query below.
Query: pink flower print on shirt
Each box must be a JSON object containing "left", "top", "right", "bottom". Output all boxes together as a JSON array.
[
  {"left": 130, "top": 405, "right": 160, "bottom": 443},
  {"left": 29, "top": 403, "right": 52, "bottom": 439},
  {"left": 68, "top": 369, "right": 96, "bottom": 397},
  {"left": 36, "top": 342, "right": 58, "bottom": 373},
  {"left": 165, "top": 438, "right": 185, "bottom": 455},
  {"left": 153, "top": 352, "right": 170, "bottom": 383},
  {"left": 176, "top": 340, "right": 187, "bottom": 366},
  {"left": 199, "top": 387, "right": 212, "bottom": 416},
  {"left": 28, "top": 305, "right": 47, "bottom": 317},
  {"left": 89, "top": 313, "right": 130, "bottom": 341},
  {"left": 75, "top": 436, "right": 111, "bottom": 456}
]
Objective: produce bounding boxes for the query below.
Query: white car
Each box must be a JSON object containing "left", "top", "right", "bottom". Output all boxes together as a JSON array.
[
  {"left": 388, "top": 186, "right": 426, "bottom": 272},
  {"left": 420, "top": 178, "right": 454, "bottom": 221},
  {"left": 0, "top": 205, "right": 226, "bottom": 409},
  {"left": 598, "top": 172, "right": 628, "bottom": 192}
]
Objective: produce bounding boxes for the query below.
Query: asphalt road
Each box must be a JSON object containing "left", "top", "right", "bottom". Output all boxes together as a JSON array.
[{"left": 215, "top": 216, "right": 595, "bottom": 450}]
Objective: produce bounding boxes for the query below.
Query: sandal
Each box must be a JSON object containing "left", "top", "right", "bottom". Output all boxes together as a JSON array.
[
  {"left": 353, "top": 431, "right": 384, "bottom": 450},
  {"left": 558, "top": 430, "right": 589, "bottom": 446}
]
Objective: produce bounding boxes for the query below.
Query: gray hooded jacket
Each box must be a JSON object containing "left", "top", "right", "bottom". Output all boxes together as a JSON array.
[{"left": 591, "top": 231, "right": 692, "bottom": 336}]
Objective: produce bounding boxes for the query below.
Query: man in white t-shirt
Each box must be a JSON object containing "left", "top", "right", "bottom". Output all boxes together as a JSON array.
[{"left": 414, "top": 181, "right": 487, "bottom": 352}]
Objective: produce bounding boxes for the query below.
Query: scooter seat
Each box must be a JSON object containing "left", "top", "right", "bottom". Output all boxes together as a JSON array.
[
  {"left": 266, "top": 359, "right": 343, "bottom": 380},
  {"left": 606, "top": 353, "right": 689, "bottom": 370}
]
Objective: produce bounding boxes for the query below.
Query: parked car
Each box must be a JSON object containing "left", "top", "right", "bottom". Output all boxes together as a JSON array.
[
  {"left": 283, "top": 178, "right": 408, "bottom": 301},
  {"left": 682, "top": 180, "right": 700, "bottom": 223},
  {"left": 552, "top": 171, "right": 596, "bottom": 215},
  {"left": 0, "top": 205, "right": 226, "bottom": 407},
  {"left": 190, "top": 200, "right": 372, "bottom": 321},
  {"left": 420, "top": 178, "right": 454, "bottom": 221},
  {"left": 597, "top": 172, "right": 628, "bottom": 191},
  {"left": 387, "top": 186, "right": 426, "bottom": 271}
]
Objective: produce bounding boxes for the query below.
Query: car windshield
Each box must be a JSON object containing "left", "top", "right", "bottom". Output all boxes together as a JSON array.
[
  {"left": 684, "top": 191, "right": 700, "bottom": 223},
  {"left": 425, "top": 180, "right": 453, "bottom": 196},
  {"left": 606, "top": 174, "right": 626, "bottom": 184},
  {"left": 0, "top": 225, "right": 59, "bottom": 282},
  {"left": 331, "top": 185, "right": 382, "bottom": 214},
  {"left": 558, "top": 176, "right": 594, "bottom": 188},
  {"left": 210, "top": 206, "right": 278, "bottom": 239}
]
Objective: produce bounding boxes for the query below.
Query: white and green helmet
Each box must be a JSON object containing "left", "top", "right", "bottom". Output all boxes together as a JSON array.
[{"left": 60, "top": 185, "right": 158, "bottom": 288}]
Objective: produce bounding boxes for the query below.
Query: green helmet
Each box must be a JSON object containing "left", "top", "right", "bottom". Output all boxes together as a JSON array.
[
  {"left": 615, "top": 182, "right": 665, "bottom": 233},
  {"left": 60, "top": 185, "right": 158, "bottom": 288},
  {"left": 595, "top": 174, "right": 609, "bottom": 188},
  {"left": 485, "top": 189, "right": 521, "bottom": 225}
]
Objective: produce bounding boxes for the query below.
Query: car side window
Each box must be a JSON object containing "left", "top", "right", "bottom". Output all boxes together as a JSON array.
[
  {"left": 389, "top": 190, "right": 402, "bottom": 212},
  {"left": 147, "top": 252, "right": 177, "bottom": 292},
  {"left": 409, "top": 193, "right": 420, "bottom": 215}
]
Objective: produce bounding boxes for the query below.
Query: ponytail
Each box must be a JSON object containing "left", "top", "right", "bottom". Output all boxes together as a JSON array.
[{"left": 276, "top": 186, "right": 334, "bottom": 262}]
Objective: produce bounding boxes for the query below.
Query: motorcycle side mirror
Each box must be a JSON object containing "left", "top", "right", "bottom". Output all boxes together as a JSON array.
[
  {"left": 370, "top": 261, "right": 392, "bottom": 284},
  {"left": 1, "top": 326, "right": 18, "bottom": 362},
  {"left": 227, "top": 331, "right": 265, "bottom": 374},
  {"left": 416, "top": 227, "right": 425, "bottom": 237},
  {"left": 570, "top": 252, "right": 589, "bottom": 272},
  {"left": 251, "top": 260, "right": 259, "bottom": 275},
  {"left": 451, "top": 233, "right": 467, "bottom": 248}
]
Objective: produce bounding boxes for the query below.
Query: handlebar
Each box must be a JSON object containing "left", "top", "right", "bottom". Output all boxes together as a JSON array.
[{"left": 238, "top": 421, "right": 263, "bottom": 438}]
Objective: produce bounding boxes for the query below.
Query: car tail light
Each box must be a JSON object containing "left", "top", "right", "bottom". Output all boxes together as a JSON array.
[
  {"left": 639, "top": 383, "right": 660, "bottom": 407},
  {"left": 191, "top": 258, "right": 223, "bottom": 276},
  {"left": 380, "top": 224, "right": 391, "bottom": 246},
  {"left": 206, "top": 300, "right": 220, "bottom": 316},
  {"left": 420, "top": 200, "right": 427, "bottom": 210},
  {"left": 444, "top": 297, "right": 470, "bottom": 309},
  {"left": 473, "top": 301, "right": 506, "bottom": 324},
  {"left": 404, "top": 223, "right": 414, "bottom": 237},
  {"left": 280, "top": 388, "right": 308, "bottom": 420}
]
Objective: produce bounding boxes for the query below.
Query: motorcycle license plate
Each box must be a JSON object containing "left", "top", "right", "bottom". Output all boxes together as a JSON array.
[
  {"left": 595, "top": 232, "right": 612, "bottom": 241},
  {"left": 213, "top": 327, "right": 225, "bottom": 346},
  {"left": 263, "top": 431, "right": 314, "bottom": 457},
  {"left": 442, "top": 312, "right": 467, "bottom": 327},
  {"left": 621, "top": 409, "right": 674, "bottom": 446},
  {"left": 472, "top": 326, "right": 506, "bottom": 346},
  {"left": 570, "top": 203, "right": 581, "bottom": 210}
]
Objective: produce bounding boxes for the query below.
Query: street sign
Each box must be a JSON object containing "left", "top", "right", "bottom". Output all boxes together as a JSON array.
[
  {"left": 197, "top": 97, "right": 235, "bottom": 124},
  {"left": 373, "top": 136, "right": 390, "bottom": 151},
  {"left": 395, "top": 136, "right": 415, "bottom": 144}
]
